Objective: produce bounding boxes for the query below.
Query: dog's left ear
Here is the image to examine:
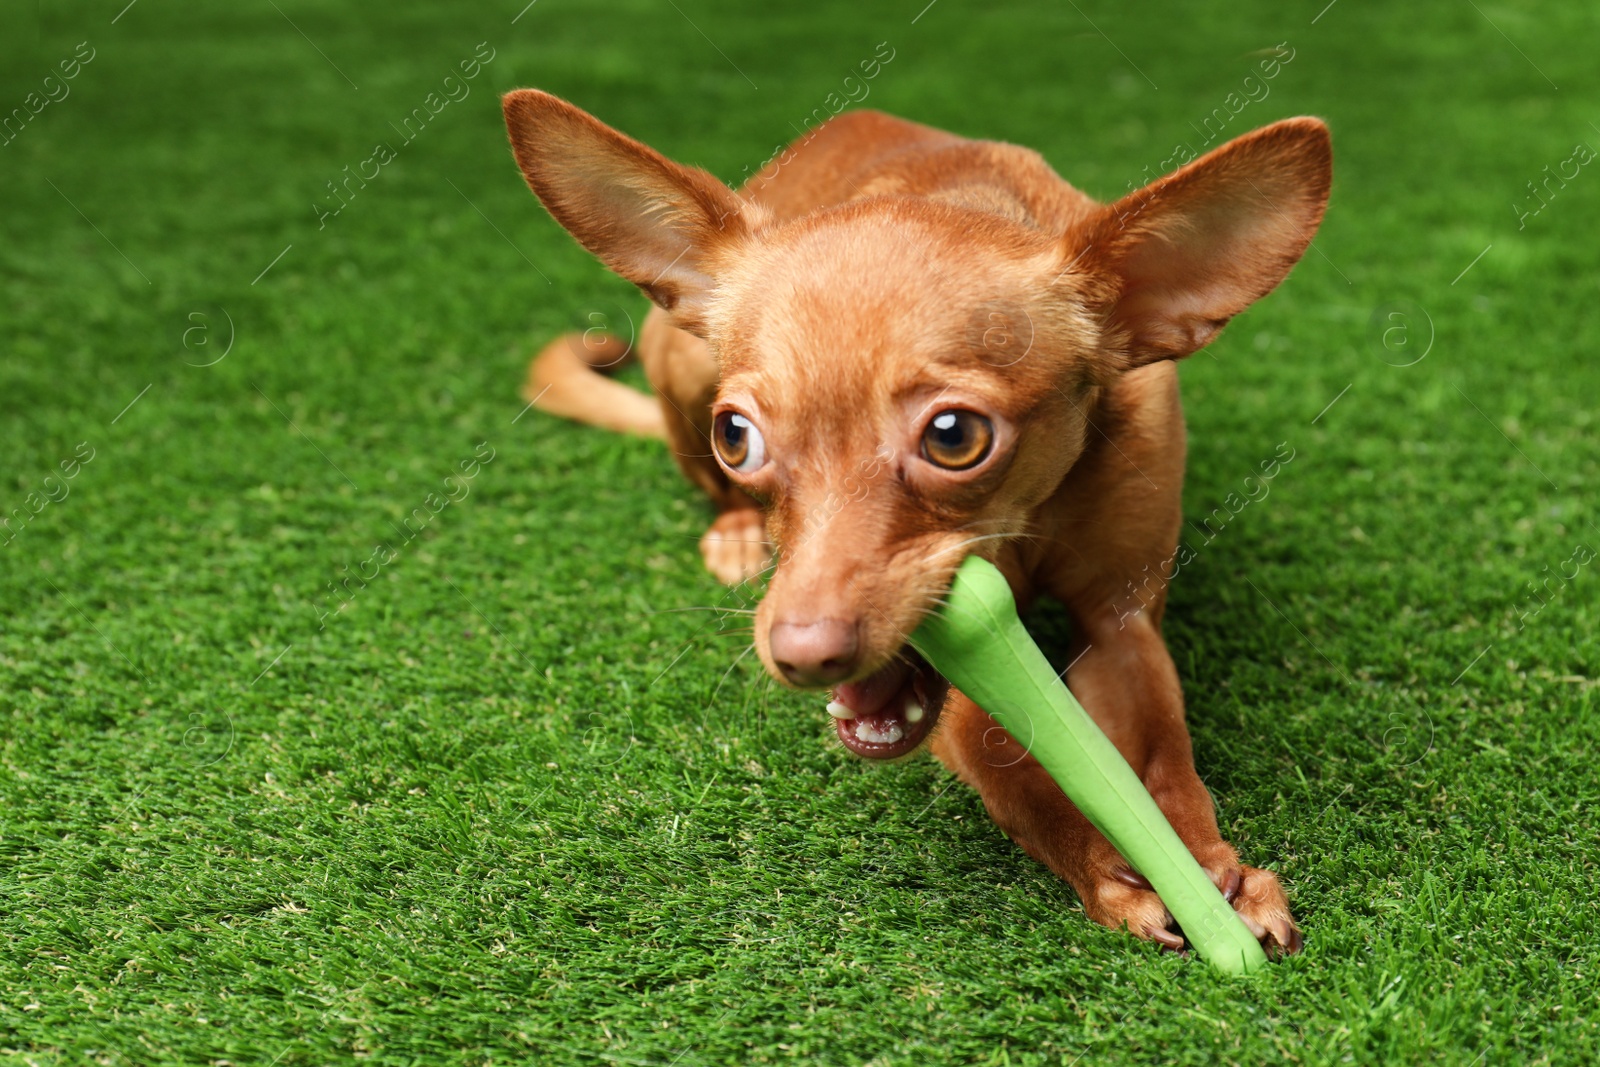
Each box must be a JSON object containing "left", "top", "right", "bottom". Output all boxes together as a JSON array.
[{"left": 1076, "top": 117, "right": 1332, "bottom": 366}]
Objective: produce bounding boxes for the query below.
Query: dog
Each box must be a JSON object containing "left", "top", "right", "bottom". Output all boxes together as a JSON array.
[{"left": 502, "top": 89, "right": 1330, "bottom": 955}]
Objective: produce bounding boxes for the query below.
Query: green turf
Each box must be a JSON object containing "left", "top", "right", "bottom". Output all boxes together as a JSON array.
[{"left": 2, "top": 0, "right": 1597, "bottom": 1062}]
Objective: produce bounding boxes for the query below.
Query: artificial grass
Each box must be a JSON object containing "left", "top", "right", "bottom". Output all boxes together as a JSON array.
[{"left": 1, "top": 0, "right": 1596, "bottom": 1062}]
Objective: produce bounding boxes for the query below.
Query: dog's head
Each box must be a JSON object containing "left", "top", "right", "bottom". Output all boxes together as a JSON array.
[{"left": 504, "top": 90, "right": 1330, "bottom": 758}]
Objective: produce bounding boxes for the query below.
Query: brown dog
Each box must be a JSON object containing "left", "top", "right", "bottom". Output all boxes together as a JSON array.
[{"left": 503, "top": 89, "right": 1329, "bottom": 955}]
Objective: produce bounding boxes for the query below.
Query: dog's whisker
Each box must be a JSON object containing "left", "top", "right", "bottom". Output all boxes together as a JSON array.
[
  {"left": 651, "top": 605, "right": 756, "bottom": 617},
  {"left": 915, "top": 530, "right": 1027, "bottom": 567},
  {"left": 959, "top": 532, "right": 1027, "bottom": 549},
  {"left": 704, "top": 641, "right": 759, "bottom": 730}
]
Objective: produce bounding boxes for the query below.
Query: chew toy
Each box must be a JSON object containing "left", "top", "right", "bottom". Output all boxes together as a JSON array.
[{"left": 911, "top": 555, "right": 1268, "bottom": 975}]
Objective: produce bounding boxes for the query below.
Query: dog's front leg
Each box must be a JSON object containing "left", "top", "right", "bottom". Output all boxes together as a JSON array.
[{"left": 932, "top": 613, "right": 1302, "bottom": 954}]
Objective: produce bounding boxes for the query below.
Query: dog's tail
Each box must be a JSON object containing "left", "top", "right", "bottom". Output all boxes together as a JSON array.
[{"left": 522, "top": 331, "right": 666, "bottom": 439}]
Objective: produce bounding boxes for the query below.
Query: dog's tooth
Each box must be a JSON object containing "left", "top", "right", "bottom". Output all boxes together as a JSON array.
[
  {"left": 826, "top": 701, "right": 856, "bottom": 721},
  {"left": 905, "top": 695, "right": 924, "bottom": 724},
  {"left": 854, "top": 720, "right": 904, "bottom": 745}
]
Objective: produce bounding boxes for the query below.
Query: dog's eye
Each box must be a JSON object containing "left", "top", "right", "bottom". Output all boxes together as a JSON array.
[
  {"left": 714, "top": 411, "right": 767, "bottom": 472},
  {"left": 921, "top": 410, "right": 993, "bottom": 470}
]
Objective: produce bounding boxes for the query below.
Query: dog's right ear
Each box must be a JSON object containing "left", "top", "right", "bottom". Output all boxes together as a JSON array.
[{"left": 502, "top": 89, "right": 759, "bottom": 335}]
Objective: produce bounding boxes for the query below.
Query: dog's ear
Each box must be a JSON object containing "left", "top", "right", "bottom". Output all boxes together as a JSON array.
[
  {"left": 502, "top": 89, "right": 760, "bottom": 334},
  {"left": 1075, "top": 117, "right": 1331, "bottom": 366}
]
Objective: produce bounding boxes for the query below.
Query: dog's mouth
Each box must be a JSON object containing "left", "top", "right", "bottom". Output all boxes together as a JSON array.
[{"left": 826, "top": 649, "right": 950, "bottom": 760}]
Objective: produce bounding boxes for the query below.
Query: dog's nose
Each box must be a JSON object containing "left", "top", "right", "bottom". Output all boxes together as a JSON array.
[{"left": 769, "top": 618, "right": 859, "bottom": 686}]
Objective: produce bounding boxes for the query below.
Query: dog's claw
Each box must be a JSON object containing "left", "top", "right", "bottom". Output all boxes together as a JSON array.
[
  {"left": 1260, "top": 917, "right": 1304, "bottom": 959},
  {"left": 1219, "top": 867, "right": 1242, "bottom": 904},
  {"left": 1228, "top": 865, "right": 1303, "bottom": 958},
  {"left": 1114, "top": 867, "right": 1154, "bottom": 892},
  {"left": 1145, "top": 926, "right": 1186, "bottom": 952}
]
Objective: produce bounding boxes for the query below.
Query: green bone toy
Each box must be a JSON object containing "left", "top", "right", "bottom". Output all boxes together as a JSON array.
[{"left": 910, "top": 555, "right": 1269, "bottom": 975}]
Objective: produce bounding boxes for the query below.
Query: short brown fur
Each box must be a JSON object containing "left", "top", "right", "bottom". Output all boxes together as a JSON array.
[{"left": 505, "top": 90, "right": 1331, "bottom": 955}]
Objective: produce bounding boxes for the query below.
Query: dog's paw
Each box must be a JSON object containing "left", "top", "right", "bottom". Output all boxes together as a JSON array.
[
  {"left": 1223, "top": 865, "right": 1302, "bottom": 957},
  {"left": 1096, "top": 863, "right": 1302, "bottom": 957},
  {"left": 698, "top": 508, "right": 771, "bottom": 586},
  {"left": 1084, "top": 870, "right": 1188, "bottom": 951}
]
